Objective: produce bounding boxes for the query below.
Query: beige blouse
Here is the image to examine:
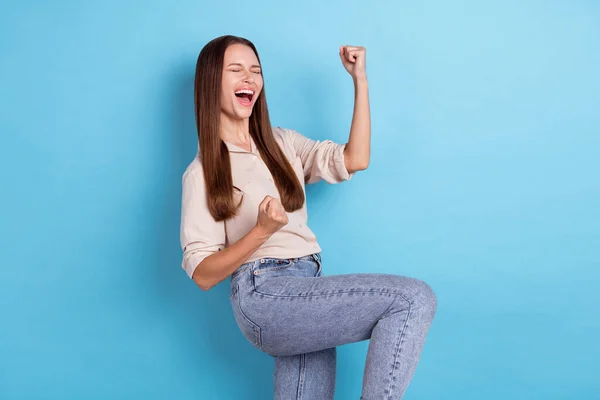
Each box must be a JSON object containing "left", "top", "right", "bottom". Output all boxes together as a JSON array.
[{"left": 180, "top": 126, "right": 354, "bottom": 278}]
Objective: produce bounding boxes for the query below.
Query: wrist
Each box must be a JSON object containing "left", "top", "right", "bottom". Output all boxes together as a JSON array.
[
  {"left": 353, "top": 76, "right": 368, "bottom": 87},
  {"left": 252, "top": 224, "right": 272, "bottom": 242}
]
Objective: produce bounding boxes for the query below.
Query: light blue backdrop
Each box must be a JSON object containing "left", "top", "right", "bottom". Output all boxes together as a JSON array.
[{"left": 1, "top": 1, "right": 598, "bottom": 399}]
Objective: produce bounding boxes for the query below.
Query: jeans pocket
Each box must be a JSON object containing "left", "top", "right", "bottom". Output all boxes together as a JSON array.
[
  {"left": 230, "top": 284, "right": 262, "bottom": 349},
  {"left": 311, "top": 253, "right": 323, "bottom": 277},
  {"left": 253, "top": 259, "right": 293, "bottom": 274},
  {"left": 252, "top": 257, "right": 320, "bottom": 293},
  {"left": 229, "top": 281, "right": 238, "bottom": 300}
]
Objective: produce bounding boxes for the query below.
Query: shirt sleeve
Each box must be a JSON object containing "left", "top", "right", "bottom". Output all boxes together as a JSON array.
[
  {"left": 180, "top": 165, "right": 226, "bottom": 279},
  {"left": 280, "top": 127, "right": 355, "bottom": 184}
]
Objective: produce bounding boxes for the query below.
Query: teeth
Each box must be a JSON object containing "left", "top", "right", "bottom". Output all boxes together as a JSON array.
[{"left": 235, "top": 89, "right": 254, "bottom": 95}]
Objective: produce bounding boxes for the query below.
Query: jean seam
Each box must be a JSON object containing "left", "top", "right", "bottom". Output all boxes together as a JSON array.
[
  {"left": 297, "top": 353, "right": 306, "bottom": 400},
  {"left": 253, "top": 288, "right": 408, "bottom": 299},
  {"left": 236, "top": 285, "right": 262, "bottom": 348},
  {"left": 385, "top": 299, "right": 413, "bottom": 399}
]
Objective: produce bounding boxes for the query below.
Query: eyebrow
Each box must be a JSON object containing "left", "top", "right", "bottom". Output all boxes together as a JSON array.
[{"left": 227, "top": 63, "right": 261, "bottom": 69}]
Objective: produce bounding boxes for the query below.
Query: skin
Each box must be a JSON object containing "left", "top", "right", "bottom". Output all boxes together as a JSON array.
[
  {"left": 193, "top": 43, "right": 371, "bottom": 290},
  {"left": 339, "top": 45, "right": 371, "bottom": 172},
  {"left": 220, "top": 43, "right": 264, "bottom": 152}
]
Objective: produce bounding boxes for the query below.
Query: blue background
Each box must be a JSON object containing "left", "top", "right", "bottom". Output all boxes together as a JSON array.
[{"left": 1, "top": 1, "right": 599, "bottom": 399}]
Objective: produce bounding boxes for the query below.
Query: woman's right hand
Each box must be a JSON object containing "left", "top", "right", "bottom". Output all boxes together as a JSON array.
[{"left": 256, "top": 195, "right": 288, "bottom": 236}]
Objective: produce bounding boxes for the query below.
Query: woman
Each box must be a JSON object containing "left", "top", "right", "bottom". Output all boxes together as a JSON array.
[{"left": 180, "top": 35, "right": 437, "bottom": 400}]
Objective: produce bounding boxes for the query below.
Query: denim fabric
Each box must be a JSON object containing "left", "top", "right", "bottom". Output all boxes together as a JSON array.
[{"left": 229, "top": 253, "right": 437, "bottom": 400}]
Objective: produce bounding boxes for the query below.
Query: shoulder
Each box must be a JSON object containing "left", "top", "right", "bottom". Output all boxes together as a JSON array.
[
  {"left": 182, "top": 152, "right": 205, "bottom": 187},
  {"left": 271, "top": 126, "right": 301, "bottom": 152},
  {"left": 271, "top": 125, "right": 287, "bottom": 142},
  {"left": 272, "top": 125, "right": 301, "bottom": 140},
  {"left": 272, "top": 126, "right": 302, "bottom": 160}
]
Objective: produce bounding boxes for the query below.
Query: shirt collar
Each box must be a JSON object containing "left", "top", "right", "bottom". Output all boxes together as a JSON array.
[
  {"left": 195, "top": 136, "right": 258, "bottom": 155},
  {"left": 223, "top": 135, "right": 257, "bottom": 155}
]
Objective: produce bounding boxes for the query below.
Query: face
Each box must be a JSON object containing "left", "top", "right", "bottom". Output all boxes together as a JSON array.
[{"left": 221, "top": 44, "right": 263, "bottom": 120}]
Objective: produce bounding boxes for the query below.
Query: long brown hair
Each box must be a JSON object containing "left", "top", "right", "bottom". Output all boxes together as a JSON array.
[{"left": 194, "top": 35, "right": 304, "bottom": 222}]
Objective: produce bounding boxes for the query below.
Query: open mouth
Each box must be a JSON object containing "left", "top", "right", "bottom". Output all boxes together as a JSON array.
[{"left": 234, "top": 89, "right": 255, "bottom": 107}]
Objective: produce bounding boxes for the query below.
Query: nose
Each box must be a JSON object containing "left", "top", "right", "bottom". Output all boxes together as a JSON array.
[{"left": 243, "top": 72, "right": 254, "bottom": 84}]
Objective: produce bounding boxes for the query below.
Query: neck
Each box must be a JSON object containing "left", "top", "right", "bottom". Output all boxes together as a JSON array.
[{"left": 220, "top": 113, "right": 251, "bottom": 143}]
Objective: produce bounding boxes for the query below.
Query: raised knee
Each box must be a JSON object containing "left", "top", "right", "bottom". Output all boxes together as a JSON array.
[{"left": 407, "top": 278, "right": 437, "bottom": 318}]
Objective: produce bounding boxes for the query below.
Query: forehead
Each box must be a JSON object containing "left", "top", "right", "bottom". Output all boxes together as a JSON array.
[{"left": 224, "top": 44, "right": 259, "bottom": 65}]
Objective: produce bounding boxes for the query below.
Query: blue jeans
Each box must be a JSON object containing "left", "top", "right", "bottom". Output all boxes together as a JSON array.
[{"left": 229, "top": 253, "right": 437, "bottom": 400}]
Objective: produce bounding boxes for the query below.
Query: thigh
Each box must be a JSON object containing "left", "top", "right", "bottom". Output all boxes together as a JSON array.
[{"left": 243, "top": 266, "right": 428, "bottom": 357}]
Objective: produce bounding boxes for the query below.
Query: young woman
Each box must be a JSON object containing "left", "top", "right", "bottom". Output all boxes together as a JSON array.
[{"left": 180, "top": 35, "right": 437, "bottom": 400}]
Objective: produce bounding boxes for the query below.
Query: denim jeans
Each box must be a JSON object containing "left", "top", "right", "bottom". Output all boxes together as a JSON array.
[{"left": 229, "top": 253, "right": 437, "bottom": 400}]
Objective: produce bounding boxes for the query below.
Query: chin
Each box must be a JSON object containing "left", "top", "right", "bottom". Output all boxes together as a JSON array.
[{"left": 234, "top": 107, "right": 254, "bottom": 119}]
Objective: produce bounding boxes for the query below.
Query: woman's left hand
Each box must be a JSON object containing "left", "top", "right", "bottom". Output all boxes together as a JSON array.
[{"left": 339, "top": 45, "right": 367, "bottom": 81}]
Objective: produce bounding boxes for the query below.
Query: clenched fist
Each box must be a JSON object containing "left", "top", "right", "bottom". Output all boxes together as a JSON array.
[
  {"left": 340, "top": 45, "right": 367, "bottom": 81},
  {"left": 256, "top": 195, "right": 289, "bottom": 236}
]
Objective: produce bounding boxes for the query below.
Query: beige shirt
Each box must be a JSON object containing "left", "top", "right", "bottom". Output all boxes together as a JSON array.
[{"left": 180, "top": 126, "right": 354, "bottom": 279}]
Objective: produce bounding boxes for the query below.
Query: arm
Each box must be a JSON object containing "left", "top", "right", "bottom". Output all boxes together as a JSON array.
[
  {"left": 192, "top": 226, "right": 271, "bottom": 291},
  {"left": 193, "top": 195, "right": 288, "bottom": 290},
  {"left": 181, "top": 167, "right": 287, "bottom": 291},
  {"left": 180, "top": 167, "right": 264, "bottom": 290},
  {"left": 273, "top": 47, "right": 370, "bottom": 184},
  {"left": 281, "top": 127, "right": 354, "bottom": 185},
  {"left": 340, "top": 45, "right": 371, "bottom": 173}
]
